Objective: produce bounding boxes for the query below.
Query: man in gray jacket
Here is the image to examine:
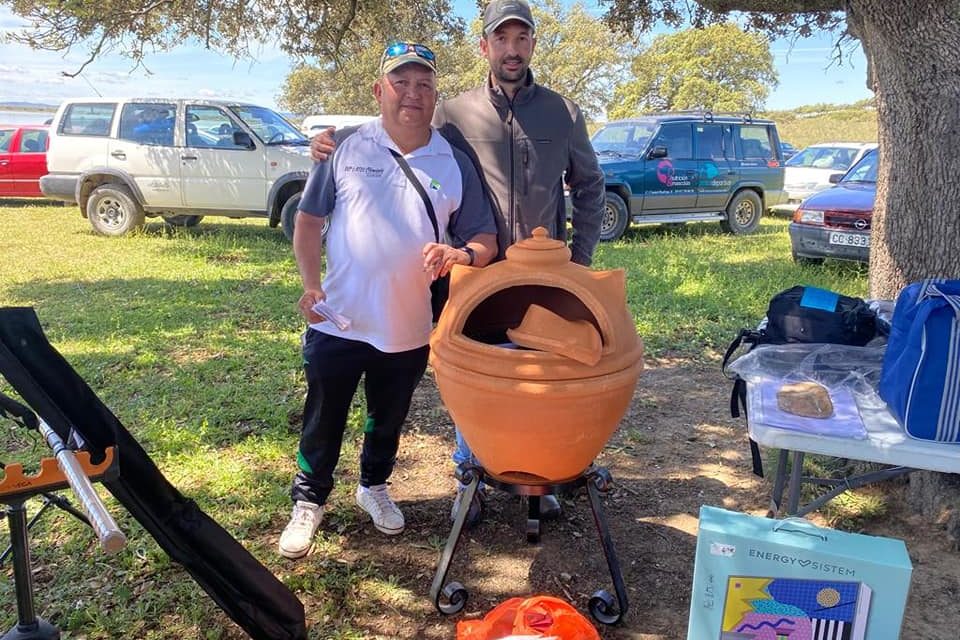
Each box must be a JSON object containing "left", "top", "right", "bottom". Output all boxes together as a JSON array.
[
  {"left": 311, "top": 0, "right": 604, "bottom": 526},
  {"left": 433, "top": 0, "right": 603, "bottom": 266}
]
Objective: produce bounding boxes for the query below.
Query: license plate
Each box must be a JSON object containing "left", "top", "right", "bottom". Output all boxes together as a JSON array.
[{"left": 829, "top": 231, "right": 870, "bottom": 248}]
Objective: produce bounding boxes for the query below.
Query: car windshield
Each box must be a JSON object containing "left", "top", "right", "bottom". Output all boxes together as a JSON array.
[
  {"left": 785, "top": 145, "right": 860, "bottom": 170},
  {"left": 229, "top": 105, "right": 308, "bottom": 145},
  {"left": 591, "top": 121, "right": 657, "bottom": 156},
  {"left": 840, "top": 149, "right": 878, "bottom": 184}
]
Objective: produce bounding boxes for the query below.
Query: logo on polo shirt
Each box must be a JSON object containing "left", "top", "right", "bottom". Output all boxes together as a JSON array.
[
  {"left": 344, "top": 164, "right": 385, "bottom": 178},
  {"left": 430, "top": 179, "right": 441, "bottom": 190}
]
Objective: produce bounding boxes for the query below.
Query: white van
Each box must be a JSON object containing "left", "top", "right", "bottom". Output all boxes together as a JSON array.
[
  {"left": 301, "top": 114, "right": 376, "bottom": 137},
  {"left": 41, "top": 97, "right": 318, "bottom": 238},
  {"left": 772, "top": 142, "right": 877, "bottom": 213}
]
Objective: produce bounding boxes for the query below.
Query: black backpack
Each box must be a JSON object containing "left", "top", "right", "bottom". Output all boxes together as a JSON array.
[{"left": 722, "top": 286, "right": 879, "bottom": 476}]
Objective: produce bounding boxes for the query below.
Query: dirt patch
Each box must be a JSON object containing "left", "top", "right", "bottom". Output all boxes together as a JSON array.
[{"left": 291, "top": 359, "right": 960, "bottom": 639}]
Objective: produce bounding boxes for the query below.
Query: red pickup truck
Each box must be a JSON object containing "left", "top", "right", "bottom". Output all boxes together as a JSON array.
[{"left": 0, "top": 124, "right": 49, "bottom": 198}]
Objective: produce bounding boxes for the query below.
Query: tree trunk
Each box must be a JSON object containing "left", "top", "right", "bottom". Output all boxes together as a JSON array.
[{"left": 846, "top": 0, "right": 960, "bottom": 299}]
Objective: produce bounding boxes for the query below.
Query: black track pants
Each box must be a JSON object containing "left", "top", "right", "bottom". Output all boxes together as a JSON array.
[{"left": 290, "top": 329, "right": 428, "bottom": 505}]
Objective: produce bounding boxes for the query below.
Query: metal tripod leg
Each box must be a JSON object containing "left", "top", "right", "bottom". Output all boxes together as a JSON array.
[
  {"left": 584, "top": 468, "right": 629, "bottom": 625},
  {"left": 1, "top": 493, "right": 89, "bottom": 566},
  {"left": 3, "top": 501, "right": 60, "bottom": 640},
  {"left": 430, "top": 465, "right": 480, "bottom": 615},
  {"left": 527, "top": 495, "right": 541, "bottom": 543}
]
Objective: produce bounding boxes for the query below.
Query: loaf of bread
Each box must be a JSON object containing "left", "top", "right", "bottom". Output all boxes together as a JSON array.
[{"left": 777, "top": 381, "right": 834, "bottom": 419}]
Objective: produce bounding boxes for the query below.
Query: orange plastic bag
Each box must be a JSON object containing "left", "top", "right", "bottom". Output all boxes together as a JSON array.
[{"left": 456, "top": 595, "right": 600, "bottom": 640}]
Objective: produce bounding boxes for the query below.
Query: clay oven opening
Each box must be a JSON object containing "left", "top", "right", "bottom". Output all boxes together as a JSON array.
[{"left": 460, "top": 284, "right": 604, "bottom": 348}]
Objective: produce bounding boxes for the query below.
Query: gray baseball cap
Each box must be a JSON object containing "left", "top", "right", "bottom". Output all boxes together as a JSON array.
[{"left": 483, "top": 0, "right": 535, "bottom": 37}]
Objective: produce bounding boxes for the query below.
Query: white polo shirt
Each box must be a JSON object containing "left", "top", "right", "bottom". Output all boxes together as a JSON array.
[{"left": 298, "top": 118, "right": 495, "bottom": 353}]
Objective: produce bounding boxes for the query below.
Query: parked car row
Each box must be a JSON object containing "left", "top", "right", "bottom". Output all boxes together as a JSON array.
[
  {"left": 38, "top": 98, "right": 316, "bottom": 237},
  {"left": 10, "top": 101, "right": 877, "bottom": 264},
  {"left": 788, "top": 146, "right": 878, "bottom": 265},
  {"left": 771, "top": 142, "right": 877, "bottom": 214},
  {"left": 0, "top": 124, "right": 48, "bottom": 197}
]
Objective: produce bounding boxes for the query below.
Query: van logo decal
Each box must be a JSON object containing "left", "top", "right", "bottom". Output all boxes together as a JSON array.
[{"left": 656, "top": 159, "right": 675, "bottom": 187}]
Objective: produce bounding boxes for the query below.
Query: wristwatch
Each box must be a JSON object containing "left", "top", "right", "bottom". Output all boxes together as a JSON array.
[{"left": 462, "top": 246, "right": 476, "bottom": 266}]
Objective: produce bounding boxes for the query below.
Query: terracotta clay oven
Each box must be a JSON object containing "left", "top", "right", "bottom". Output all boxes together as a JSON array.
[{"left": 430, "top": 227, "right": 644, "bottom": 483}]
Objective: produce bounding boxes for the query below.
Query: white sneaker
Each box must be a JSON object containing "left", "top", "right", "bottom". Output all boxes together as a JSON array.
[
  {"left": 355, "top": 484, "right": 405, "bottom": 535},
  {"left": 278, "top": 501, "right": 324, "bottom": 559}
]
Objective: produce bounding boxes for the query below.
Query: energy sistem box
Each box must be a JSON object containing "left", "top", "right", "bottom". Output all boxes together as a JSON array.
[{"left": 687, "top": 506, "right": 912, "bottom": 640}]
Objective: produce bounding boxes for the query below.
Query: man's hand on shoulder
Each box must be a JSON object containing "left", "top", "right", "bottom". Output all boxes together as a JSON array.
[{"left": 310, "top": 127, "right": 337, "bottom": 162}]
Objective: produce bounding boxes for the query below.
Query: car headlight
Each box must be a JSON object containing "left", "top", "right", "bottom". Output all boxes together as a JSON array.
[{"left": 795, "top": 209, "right": 824, "bottom": 224}]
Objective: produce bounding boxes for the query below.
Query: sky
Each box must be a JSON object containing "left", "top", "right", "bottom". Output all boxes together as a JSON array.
[{"left": 0, "top": 3, "right": 872, "bottom": 115}]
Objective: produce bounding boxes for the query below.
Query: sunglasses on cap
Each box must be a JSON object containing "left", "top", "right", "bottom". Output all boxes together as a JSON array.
[{"left": 380, "top": 42, "right": 437, "bottom": 69}]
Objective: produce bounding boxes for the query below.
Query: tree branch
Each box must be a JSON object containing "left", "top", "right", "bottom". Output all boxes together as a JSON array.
[{"left": 697, "top": 0, "right": 844, "bottom": 10}]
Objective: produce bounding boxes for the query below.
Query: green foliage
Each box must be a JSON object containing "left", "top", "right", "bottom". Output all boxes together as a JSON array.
[
  {"left": 524, "top": 0, "right": 636, "bottom": 119},
  {"left": 600, "top": 0, "right": 844, "bottom": 40},
  {"left": 280, "top": 32, "right": 480, "bottom": 116},
  {"left": 3, "top": 0, "right": 464, "bottom": 78},
  {"left": 280, "top": 1, "right": 632, "bottom": 119},
  {"left": 609, "top": 23, "right": 777, "bottom": 118}
]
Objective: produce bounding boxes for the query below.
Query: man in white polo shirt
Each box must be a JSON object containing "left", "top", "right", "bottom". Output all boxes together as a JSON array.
[{"left": 279, "top": 42, "right": 498, "bottom": 559}]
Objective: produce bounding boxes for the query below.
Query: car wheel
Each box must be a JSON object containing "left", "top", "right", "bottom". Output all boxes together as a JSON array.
[
  {"left": 600, "top": 192, "right": 630, "bottom": 242},
  {"left": 281, "top": 192, "right": 329, "bottom": 242},
  {"left": 163, "top": 214, "right": 203, "bottom": 228},
  {"left": 86, "top": 184, "right": 145, "bottom": 237},
  {"left": 720, "top": 190, "right": 762, "bottom": 235},
  {"left": 791, "top": 250, "right": 825, "bottom": 265}
]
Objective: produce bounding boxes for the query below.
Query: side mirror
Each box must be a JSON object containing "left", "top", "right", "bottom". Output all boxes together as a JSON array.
[
  {"left": 828, "top": 172, "right": 844, "bottom": 184},
  {"left": 233, "top": 131, "right": 255, "bottom": 150},
  {"left": 648, "top": 145, "right": 668, "bottom": 159}
]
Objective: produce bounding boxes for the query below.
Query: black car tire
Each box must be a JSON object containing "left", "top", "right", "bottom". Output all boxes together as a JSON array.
[
  {"left": 280, "top": 192, "right": 301, "bottom": 241},
  {"left": 721, "top": 190, "right": 763, "bottom": 235},
  {"left": 86, "top": 184, "right": 146, "bottom": 237},
  {"left": 281, "top": 192, "right": 329, "bottom": 242},
  {"left": 163, "top": 215, "right": 203, "bottom": 228},
  {"left": 600, "top": 192, "right": 630, "bottom": 242},
  {"left": 791, "top": 250, "right": 825, "bottom": 265}
]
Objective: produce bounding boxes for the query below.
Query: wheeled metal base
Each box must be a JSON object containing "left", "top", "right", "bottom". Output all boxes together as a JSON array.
[{"left": 430, "top": 463, "right": 628, "bottom": 625}]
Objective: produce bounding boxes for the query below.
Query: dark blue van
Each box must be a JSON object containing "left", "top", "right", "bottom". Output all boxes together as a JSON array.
[{"left": 590, "top": 113, "right": 786, "bottom": 240}]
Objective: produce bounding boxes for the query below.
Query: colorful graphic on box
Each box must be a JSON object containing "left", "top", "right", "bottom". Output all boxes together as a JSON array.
[{"left": 720, "top": 576, "right": 872, "bottom": 640}]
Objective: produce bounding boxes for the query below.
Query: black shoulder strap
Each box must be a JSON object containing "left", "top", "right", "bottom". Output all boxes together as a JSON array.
[
  {"left": 721, "top": 328, "right": 765, "bottom": 477},
  {"left": 389, "top": 149, "right": 439, "bottom": 243}
]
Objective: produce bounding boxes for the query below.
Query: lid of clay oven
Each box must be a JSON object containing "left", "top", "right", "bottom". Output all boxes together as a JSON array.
[{"left": 504, "top": 227, "right": 572, "bottom": 267}]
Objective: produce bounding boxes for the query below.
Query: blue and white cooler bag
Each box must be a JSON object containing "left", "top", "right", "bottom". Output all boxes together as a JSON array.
[{"left": 880, "top": 279, "right": 960, "bottom": 442}]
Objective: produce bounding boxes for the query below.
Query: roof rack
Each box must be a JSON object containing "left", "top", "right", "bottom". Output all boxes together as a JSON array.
[{"left": 649, "top": 110, "right": 755, "bottom": 123}]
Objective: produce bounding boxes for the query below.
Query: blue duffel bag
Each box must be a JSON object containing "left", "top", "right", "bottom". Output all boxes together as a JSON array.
[{"left": 880, "top": 279, "right": 960, "bottom": 441}]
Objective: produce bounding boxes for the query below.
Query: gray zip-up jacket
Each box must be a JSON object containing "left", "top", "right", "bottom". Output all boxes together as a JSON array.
[{"left": 433, "top": 71, "right": 604, "bottom": 265}]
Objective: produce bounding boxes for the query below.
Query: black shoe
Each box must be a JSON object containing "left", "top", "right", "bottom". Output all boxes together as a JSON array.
[
  {"left": 538, "top": 494, "right": 563, "bottom": 520},
  {"left": 451, "top": 486, "right": 485, "bottom": 528}
]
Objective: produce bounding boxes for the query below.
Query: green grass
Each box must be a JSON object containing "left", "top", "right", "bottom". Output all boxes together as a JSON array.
[{"left": 0, "top": 204, "right": 868, "bottom": 637}]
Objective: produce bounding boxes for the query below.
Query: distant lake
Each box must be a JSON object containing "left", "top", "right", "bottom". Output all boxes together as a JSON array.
[{"left": 0, "top": 110, "right": 56, "bottom": 125}]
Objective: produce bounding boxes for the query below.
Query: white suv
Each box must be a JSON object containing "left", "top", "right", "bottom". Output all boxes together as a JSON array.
[{"left": 41, "top": 98, "right": 315, "bottom": 238}]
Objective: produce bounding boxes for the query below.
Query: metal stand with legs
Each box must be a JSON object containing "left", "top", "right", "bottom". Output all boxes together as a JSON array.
[
  {"left": 430, "top": 463, "right": 629, "bottom": 625},
  {"left": 0, "top": 449, "right": 121, "bottom": 640}
]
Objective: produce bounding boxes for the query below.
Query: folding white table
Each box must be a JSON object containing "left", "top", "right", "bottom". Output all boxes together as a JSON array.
[{"left": 746, "top": 380, "right": 960, "bottom": 516}]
